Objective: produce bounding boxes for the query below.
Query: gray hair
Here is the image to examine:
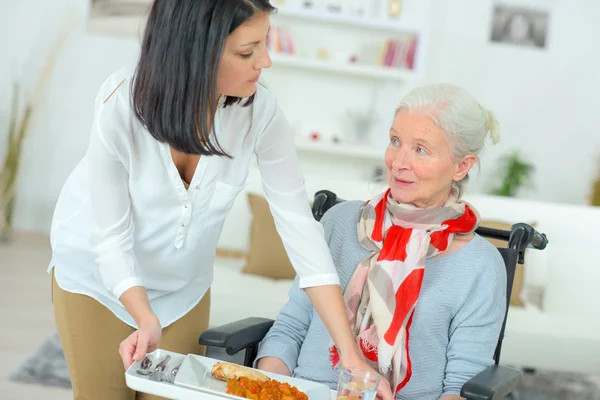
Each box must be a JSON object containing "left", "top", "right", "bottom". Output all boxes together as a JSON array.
[{"left": 395, "top": 83, "right": 500, "bottom": 194}]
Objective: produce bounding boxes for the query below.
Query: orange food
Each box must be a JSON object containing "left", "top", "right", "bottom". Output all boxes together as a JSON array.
[{"left": 226, "top": 376, "right": 308, "bottom": 400}]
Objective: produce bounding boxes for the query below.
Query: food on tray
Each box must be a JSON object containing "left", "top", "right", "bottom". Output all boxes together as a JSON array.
[
  {"left": 210, "top": 362, "right": 308, "bottom": 400},
  {"left": 226, "top": 376, "right": 308, "bottom": 400},
  {"left": 211, "top": 362, "right": 270, "bottom": 383}
]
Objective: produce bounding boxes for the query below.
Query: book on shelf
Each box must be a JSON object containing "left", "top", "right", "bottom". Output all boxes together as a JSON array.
[
  {"left": 379, "top": 36, "right": 418, "bottom": 70},
  {"left": 267, "top": 26, "right": 295, "bottom": 55}
]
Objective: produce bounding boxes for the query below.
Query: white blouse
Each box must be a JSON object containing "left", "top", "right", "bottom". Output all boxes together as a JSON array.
[{"left": 48, "top": 65, "right": 339, "bottom": 328}]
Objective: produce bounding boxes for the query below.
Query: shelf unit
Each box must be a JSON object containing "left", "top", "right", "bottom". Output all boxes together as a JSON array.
[
  {"left": 274, "top": 7, "right": 424, "bottom": 35},
  {"left": 295, "top": 141, "right": 384, "bottom": 162},
  {"left": 270, "top": 53, "right": 416, "bottom": 81},
  {"left": 270, "top": 6, "right": 428, "bottom": 79}
]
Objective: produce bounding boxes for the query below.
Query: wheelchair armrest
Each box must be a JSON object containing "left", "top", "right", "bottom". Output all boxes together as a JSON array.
[
  {"left": 198, "top": 317, "right": 275, "bottom": 356},
  {"left": 460, "top": 365, "right": 521, "bottom": 400}
]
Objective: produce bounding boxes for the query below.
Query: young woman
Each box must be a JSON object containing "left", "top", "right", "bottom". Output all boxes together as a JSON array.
[{"left": 48, "top": 1, "right": 387, "bottom": 399}]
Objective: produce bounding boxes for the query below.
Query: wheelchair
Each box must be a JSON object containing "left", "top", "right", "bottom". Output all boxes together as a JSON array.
[{"left": 199, "top": 190, "right": 549, "bottom": 400}]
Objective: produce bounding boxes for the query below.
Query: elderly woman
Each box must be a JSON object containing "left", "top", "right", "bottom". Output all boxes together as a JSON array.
[{"left": 254, "top": 84, "right": 507, "bottom": 400}]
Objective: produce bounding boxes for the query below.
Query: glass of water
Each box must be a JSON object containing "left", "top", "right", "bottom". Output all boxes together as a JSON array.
[{"left": 336, "top": 368, "right": 380, "bottom": 400}]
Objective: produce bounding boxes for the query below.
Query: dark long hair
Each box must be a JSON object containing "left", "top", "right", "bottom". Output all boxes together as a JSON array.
[{"left": 132, "top": 0, "right": 275, "bottom": 156}]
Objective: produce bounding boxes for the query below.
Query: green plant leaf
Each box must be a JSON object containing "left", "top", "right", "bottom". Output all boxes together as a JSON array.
[{"left": 490, "top": 150, "right": 535, "bottom": 197}]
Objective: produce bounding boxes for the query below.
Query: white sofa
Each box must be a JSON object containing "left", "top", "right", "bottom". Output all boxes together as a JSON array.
[
  {"left": 210, "top": 167, "right": 600, "bottom": 375},
  {"left": 461, "top": 193, "right": 600, "bottom": 374}
]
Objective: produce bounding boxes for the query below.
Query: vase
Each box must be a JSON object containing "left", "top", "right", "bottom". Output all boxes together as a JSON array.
[{"left": 389, "top": 0, "right": 402, "bottom": 19}]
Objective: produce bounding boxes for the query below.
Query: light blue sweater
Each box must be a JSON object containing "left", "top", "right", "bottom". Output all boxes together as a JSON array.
[{"left": 256, "top": 200, "right": 507, "bottom": 399}]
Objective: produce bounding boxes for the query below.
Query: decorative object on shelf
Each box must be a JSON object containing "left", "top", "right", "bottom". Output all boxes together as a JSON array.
[
  {"left": 1, "top": 29, "right": 66, "bottom": 242},
  {"left": 379, "top": 36, "right": 418, "bottom": 70},
  {"left": 346, "top": 109, "right": 375, "bottom": 145},
  {"left": 316, "top": 47, "right": 329, "bottom": 60},
  {"left": 489, "top": 150, "right": 535, "bottom": 197},
  {"left": 349, "top": 54, "right": 359, "bottom": 63},
  {"left": 331, "top": 135, "right": 341, "bottom": 144},
  {"left": 302, "top": 0, "right": 314, "bottom": 8},
  {"left": 388, "top": 0, "right": 402, "bottom": 19},
  {"left": 267, "top": 25, "right": 295, "bottom": 55},
  {"left": 309, "top": 131, "right": 321, "bottom": 141},
  {"left": 326, "top": 4, "right": 342, "bottom": 13}
]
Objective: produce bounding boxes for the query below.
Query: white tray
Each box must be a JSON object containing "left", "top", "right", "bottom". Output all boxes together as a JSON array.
[
  {"left": 125, "top": 349, "right": 336, "bottom": 400},
  {"left": 174, "top": 353, "right": 331, "bottom": 400}
]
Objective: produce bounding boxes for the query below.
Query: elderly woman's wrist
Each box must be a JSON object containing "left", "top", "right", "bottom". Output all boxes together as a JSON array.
[{"left": 337, "top": 344, "right": 364, "bottom": 367}]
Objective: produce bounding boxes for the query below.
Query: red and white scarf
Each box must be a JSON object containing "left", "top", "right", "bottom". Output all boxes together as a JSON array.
[{"left": 329, "top": 188, "right": 479, "bottom": 395}]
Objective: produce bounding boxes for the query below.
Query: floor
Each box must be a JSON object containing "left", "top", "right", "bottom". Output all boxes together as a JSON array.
[{"left": 0, "top": 231, "right": 71, "bottom": 400}]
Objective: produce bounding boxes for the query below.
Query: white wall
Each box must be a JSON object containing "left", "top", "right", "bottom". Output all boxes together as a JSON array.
[
  {"left": 425, "top": 0, "right": 600, "bottom": 204},
  {"left": 2, "top": 0, "right": 599, "bottom": 234},
  {"left": 1, "top": 0, "right": 140, "bottom": 232}
]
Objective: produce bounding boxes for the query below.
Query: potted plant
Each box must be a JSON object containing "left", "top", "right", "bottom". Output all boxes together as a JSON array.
[
  {"left": 490, "top": 150, "right": 535, "bottom": 197},
  {"left": 0, "top": 83, "right": 33, "bottom": 241},
  {"left": 0, "top": 29, "right": 67, "bottom": 242}
]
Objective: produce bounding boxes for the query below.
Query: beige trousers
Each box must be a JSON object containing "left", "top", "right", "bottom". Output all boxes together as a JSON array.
[{"left": 52, "top": 270, "right": 211, "bottom": 400}]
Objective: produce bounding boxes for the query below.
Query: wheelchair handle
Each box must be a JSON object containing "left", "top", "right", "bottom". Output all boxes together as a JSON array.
[
  {"left": 510, "top": 223, "right": 548, "bottom": 251},
  {"left": 529, "top": 229, "right": 548, "bottom": 250},
  {"left": 312, "top": 190, "right": 343, "bottom": 221}
]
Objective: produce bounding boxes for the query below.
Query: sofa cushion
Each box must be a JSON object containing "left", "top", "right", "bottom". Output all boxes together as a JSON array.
[
  {"left": 242, "top": 193, "right": 297, "bottom": 280},
  {"left": 543, "top": 245, "right": 600, "bottom": 318},
  {"left": 479, "top": 220, "right": 536, "bottom": 307},
  {"left": 503, "top": 305, "right": 600, "bottom": 373}
]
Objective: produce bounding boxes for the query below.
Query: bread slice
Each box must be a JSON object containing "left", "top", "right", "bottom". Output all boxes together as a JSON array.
[{"left": 211, "top": 361, "right": 270, "bottom": 383}]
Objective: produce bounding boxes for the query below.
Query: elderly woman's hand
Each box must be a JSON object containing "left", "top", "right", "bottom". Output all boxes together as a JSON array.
[{"left": 340, "top": 354, "right": 393, "bottom": 400}]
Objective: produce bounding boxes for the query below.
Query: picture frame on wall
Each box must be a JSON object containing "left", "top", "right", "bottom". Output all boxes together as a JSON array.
[
  {"left": 490, "top": 4, "right": 549, "bottom": 49},
  {"left": 90, "top": 0, "right": 151, "bottom": 17}
]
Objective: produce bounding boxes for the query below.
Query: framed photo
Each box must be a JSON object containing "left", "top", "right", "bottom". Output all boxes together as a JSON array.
[
  {"left": 490, "top": 4, "right": 549, "bottom": 48},
  {"left": 91, "top": 0, "right": 151, "bottom": 17}
]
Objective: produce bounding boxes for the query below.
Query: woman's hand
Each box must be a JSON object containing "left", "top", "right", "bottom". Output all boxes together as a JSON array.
[
  {"left": 256, "top": 356, "right": 292, "bottom": 376},
  {"left": 340, "top": 351, "right": 393, "bottom": 400},
  {"left": 119, "top": 317, "right": 162, "bottom": 369}
]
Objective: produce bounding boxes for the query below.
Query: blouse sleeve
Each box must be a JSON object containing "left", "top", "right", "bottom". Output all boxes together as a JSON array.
[
  {"left": 253, "top": 91, "right": 339, "bottom": 289},
  {"left": 87, "top": 75, "right": 143, "bottom": 299}
]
